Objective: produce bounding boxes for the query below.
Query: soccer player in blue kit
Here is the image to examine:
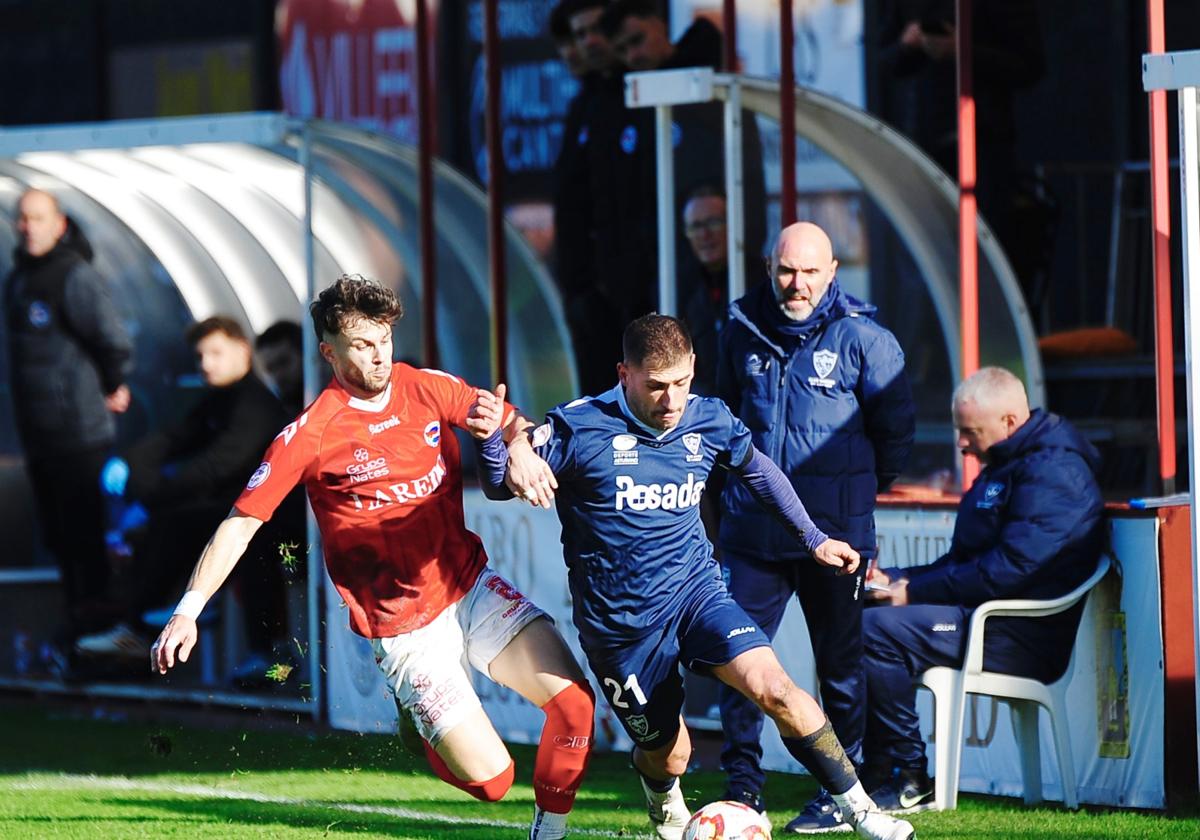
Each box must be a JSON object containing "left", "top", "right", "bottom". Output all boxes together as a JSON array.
[{"left": 478, "top": 315, "right": 914, "bottom": 840}]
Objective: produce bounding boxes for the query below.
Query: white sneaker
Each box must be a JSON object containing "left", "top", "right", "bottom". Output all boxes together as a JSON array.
[
  {"left": 832, "top": 783, "right": 916, "bottom": 840},
  {"left": 529, "top": 805, "right": 568, "bottom": 840},
  {"left": 640, "top": 776, "right": 691, "bottom": 840},
  {"left": 74, "top": 623, "right": 149, "bottom": 660}
]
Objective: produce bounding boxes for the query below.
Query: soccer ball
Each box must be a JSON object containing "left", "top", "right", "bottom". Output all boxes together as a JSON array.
[{"left": 682, "top": 799, "right": 772, "bottom": 839}]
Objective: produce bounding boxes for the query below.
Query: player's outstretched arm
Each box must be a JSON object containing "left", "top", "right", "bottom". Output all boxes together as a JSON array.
[{"left": 152, "top": 511, "right": 265, "bottom": 674}]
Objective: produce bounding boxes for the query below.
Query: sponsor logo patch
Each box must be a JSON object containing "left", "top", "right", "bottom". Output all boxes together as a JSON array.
[
  {"left": 612, "top": 433, "right": 638, "bottom": 465},
  {"left": 368, "top": 415, "right": 401, "bottom": 435},
  {"left": 423, "top": 421, "right": 441, "bottom": 447},
  {"left": 246, "top": 462, "right": 271, "bottom": 489}
]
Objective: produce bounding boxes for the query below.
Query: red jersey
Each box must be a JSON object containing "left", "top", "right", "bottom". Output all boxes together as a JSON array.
[{"left": 235, "top": 364, "right": 507, "bottom": 638}]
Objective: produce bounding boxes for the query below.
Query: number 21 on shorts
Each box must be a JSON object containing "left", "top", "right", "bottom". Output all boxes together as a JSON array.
[{"left": 603, "top": 673, "right": 648, "bottom": 708}]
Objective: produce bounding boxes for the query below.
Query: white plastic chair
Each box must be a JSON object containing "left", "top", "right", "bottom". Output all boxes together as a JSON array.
[{"left": 915, "top": 553, "right": 1112, "bottom": 811}]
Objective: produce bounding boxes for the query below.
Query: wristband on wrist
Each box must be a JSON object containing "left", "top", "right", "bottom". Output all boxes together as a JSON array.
[{"left": 173, "top": 590, "right": 207, "bottom": 620}]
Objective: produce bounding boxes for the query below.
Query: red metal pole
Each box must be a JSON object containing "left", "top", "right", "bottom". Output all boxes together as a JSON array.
[
  {"left": 722, "top": 0, "right": 738, "bottom": 72},
  {"left": 484, "top": 0, "right": 508, "bottom": 386},
  {"left": 957, "top": 0, "right": 980, "bottom": 490},
  {"left": 416, "top": 0, "right": 438, "bottom": 369},
  {"left": 1147, "top": 0, "right": 1176, "bottom": 494},
  {"left": 779, "top": 0, "right": 796, "bottom": 227}
]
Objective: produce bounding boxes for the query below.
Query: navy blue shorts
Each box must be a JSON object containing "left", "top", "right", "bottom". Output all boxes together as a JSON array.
[{"left": 579, "top": 580, "right": 769, "bottom": 750}]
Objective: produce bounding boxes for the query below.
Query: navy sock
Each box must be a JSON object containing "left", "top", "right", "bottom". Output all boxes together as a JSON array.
[{"left": 783, "top": 720, "right": 858, "bottom": 796}]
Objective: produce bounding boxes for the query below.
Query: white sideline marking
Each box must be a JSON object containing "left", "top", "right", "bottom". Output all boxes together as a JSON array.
[{"left": 7, "top": 774, "right": 654, "bottom": 838}]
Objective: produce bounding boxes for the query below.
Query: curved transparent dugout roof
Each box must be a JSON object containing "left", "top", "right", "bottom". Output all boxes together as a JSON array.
[{"left": 0, "top": 117, "right": 576, "bottom": 568}]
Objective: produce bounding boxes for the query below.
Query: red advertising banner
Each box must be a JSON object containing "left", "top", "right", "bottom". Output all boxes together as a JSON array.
[{"left": 276, "top": 0, "right": 424, "bottom": 142}]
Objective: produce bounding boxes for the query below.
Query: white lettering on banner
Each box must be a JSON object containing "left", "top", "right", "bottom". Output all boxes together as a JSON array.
[
  {"left": 277, "top": 412, "right": 309, "bottom": 446},
  {"left": 614, "top": 474, "right": 704, "bottom": 511},
  {"left": 348, "top": 455, "right": 446, "bottom": 509}
]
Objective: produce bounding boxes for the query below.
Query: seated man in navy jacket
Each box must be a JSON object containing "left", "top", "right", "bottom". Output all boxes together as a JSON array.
[{"left": 862, "top": 366, "right": 1104, "bottom": 812}]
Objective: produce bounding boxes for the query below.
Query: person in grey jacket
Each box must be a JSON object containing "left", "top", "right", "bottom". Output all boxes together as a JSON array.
[{"left": 4, "top": 188, "right": 131, "bottom": 646}]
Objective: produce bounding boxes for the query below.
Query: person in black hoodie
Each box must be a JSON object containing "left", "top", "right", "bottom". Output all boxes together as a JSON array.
[
  {"left": 4, "top": 189, "right": 132, "bottom": 646},
  {"left": 76, "top": 316, "right": 290, "bottom": 684}
]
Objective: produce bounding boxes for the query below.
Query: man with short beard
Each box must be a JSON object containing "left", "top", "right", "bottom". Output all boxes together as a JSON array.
[
  {"left": 716, "top": 222, "right": 915, "bottom": 833},
  {"left": 152, "top": 275, "right": 595, "bottom": 840}
]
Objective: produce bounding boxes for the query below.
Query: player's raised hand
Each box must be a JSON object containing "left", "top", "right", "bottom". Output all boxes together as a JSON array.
[
  {"left": 506, "top": 433, "right": 558, "bottom": 509},
  {"left": 466, "top": 383, "right": 507, "bottom": 440},
  {"left": 151, "top": 614, "right": 198, "bottom": 675},
  {"left": 812, "top": 538, "right": 860, "bottom": 574}
]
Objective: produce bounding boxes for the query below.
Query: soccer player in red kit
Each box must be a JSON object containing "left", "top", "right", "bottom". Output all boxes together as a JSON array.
[{"left": 151, "top": 275, "right": 593, "bottom": 840}]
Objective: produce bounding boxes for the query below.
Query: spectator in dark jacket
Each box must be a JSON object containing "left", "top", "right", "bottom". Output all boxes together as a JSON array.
[
  {"left": 4, "top": 189, "right": 132, "bottom": 645},
  {"left": 860, "top": 366, "right": 1104, "bottom": 813},
  {"left": 678, "top": 183, "right": 762, "bottom": 398},
  {"left": 716, "top": 222, "right": 915, "bottom": 827},
  {"left": 584, "top": 1, "right": 766, "bottom": 383},
  {"left": 550, "top": 0, "right": 626, "bottom": 397},
  {"left": 77, "top": 317, "right": 291, "bottom": 684}
]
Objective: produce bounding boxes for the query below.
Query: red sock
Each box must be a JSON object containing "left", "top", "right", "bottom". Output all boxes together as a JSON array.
[
  {"left": 422, "top": 740, "right": 514, "bottom": 802},
  {"left": 533, "top": 682, "right": 596, "bottom": 813}
]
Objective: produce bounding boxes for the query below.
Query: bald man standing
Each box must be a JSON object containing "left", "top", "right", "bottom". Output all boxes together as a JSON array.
[
  {"left": 716, "top": 222, "right": 914, "bottom": 831},
  {"left": 860, "top": 367, "right": 1103, "bottom": 813},
  {"left": 5, "top": 189, "right": 131, "bottom": 654}
]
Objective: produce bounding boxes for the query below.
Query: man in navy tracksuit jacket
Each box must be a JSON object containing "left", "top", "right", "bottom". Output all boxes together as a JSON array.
[
  {"left": 716, "top": 222, "right": 914, "bottom": 829},
  {"left": 861, "top": 366, "right": 1104, "bottom": 812}
]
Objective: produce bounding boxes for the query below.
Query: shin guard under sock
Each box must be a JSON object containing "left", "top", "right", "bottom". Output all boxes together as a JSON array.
[
  {"left": 533, "top": 682, "right": 595, "bottom": 813},
  {"left": 782, "top": 719, "right": 858, "bottom": 795},
  {"left": 422, "top": 740, "right": 514, "bottom": 802}
]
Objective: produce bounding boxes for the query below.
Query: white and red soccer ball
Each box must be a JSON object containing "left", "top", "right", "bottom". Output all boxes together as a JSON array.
[{"left": 683, "top": 799, "right": 772, "bottom": 840}]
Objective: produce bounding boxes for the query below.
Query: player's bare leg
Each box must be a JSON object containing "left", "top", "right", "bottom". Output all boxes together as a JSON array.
[
  {"left": 715, "top": 647, "right": 915, "bottom": 840},
  {"left": 628, "top": 718, "right": 692, "bottom": 840},
  {"left": 490, "top": 617, "right": 595, "bottom": 840}
]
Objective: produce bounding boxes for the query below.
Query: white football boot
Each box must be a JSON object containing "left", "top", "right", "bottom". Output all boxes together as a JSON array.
[
  {"left": 640, "top": 775, "right": 692, "bottom": 840},
  {"left": 832, "top": 782, "right": 916, "bottom": 840}
]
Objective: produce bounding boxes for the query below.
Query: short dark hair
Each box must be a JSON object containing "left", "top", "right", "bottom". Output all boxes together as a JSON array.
[
  {"left": 256, "top": 320, "right": 303, "bottom": 350},
  {"left": 623, "top": 313, "right": 692, "bottom": 368},
  {"left": 309, "top": 274, "right": 404, "bottom": 341},
  {"left": 186, "top": 315, "right": 247, "bottom": 346},
  {"left": 684, "top": 181, "right": 725, "bottom": 206},
  {"left": 600, "top": 0, "right": 660, "bottom": 38}
]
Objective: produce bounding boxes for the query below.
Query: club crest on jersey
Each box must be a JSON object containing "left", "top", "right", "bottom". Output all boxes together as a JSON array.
[
  {"left": 612, "top": 433, "right": 638, "bottom": 465},
  {"left": 682, "top": 432, "right": 703, "bottom": 463},
  {"left": 744, "top": 352, "right": 765, "bottom": 377},
  {"left": 809, "top": 349, "right": 838, "bottom": 387},
  {"left": 424, "top": 421, "right": 441, "bottom": 447},
  {"left": 977, "top": 481, "right": 1006, "bottom": 509},
  {"left": 246, "top": 462, "right": 271, "bottom": 490}
]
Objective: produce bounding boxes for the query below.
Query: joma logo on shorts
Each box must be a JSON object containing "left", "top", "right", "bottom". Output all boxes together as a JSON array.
[{"left": 614, "top": 473, "right": 704, "bottom": 511}]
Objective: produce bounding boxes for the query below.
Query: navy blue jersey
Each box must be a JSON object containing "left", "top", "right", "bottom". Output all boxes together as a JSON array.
[{"left": 532, "top": 385, "right": 753, "bottom": 642}]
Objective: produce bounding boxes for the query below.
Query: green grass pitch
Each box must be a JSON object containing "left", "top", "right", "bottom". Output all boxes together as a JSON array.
[{"left": 0, "top": 698, "right": 1195, "bottom": 838}]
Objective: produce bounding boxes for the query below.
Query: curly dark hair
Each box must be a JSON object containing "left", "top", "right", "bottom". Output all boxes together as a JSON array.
[
  {"left": 622, "top": 313, "right": 692, "bottom": 369},
  {"left": 309, "top": 274, "right": 403, "bottom": 341}
]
